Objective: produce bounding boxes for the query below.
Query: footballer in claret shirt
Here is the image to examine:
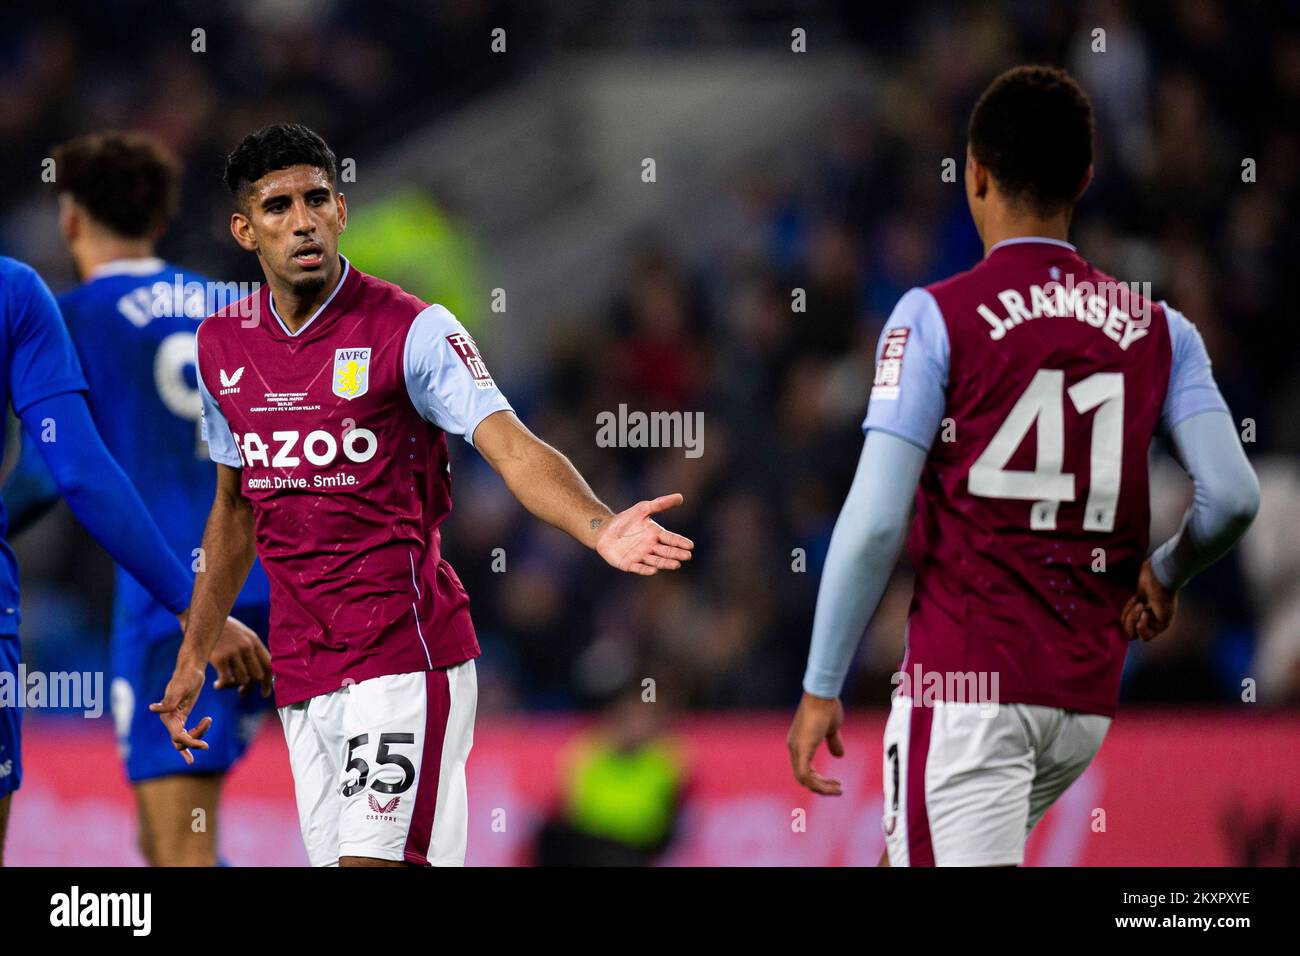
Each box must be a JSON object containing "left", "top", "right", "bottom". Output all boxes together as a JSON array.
[
  {"left": 789, "top": 66, "right": 1259, "bottom": 867},
  {"left": 151, "top": 124, "right": 695, "bottom": 868}
]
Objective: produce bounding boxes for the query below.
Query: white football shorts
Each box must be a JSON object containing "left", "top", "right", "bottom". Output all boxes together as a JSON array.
[
  {"left": 881, "top": 694, "right": 1110, "bottom": 867},
  {"left": 278, "top": 661, "right": 477, "bottom": 867}
]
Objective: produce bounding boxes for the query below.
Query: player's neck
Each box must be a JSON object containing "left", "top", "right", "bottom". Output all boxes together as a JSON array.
[
  {"left": 268, "top": 257, "right": 343, "bottom": 333},
  {"left": 979, "top": 207, "right": 1072, "bottom": 257},
  {"left": 72, "top": 238, "right": 157, "bottom": 282}
]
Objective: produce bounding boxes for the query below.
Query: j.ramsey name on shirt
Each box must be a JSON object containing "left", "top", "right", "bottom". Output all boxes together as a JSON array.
[{"left": 977, "top": 281, "right": 1152, "bottom": 350}]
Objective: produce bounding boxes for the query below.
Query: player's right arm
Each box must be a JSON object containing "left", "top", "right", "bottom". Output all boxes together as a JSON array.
[
  {"left": 180, "top": 463, "right": 261, "bottom": 674},
  {"left": 1121, "top": 308, "right": 1260, "bottom": 641},
  {"left": 151, "top": 463, "right": 264, "bottom": 761},
  {"left": 789, "top": 288, "right": 948, "bottom": 794},
  {"left": 150, "top": 343, "right": 267, "bottom": 762},
  {"left": 789, "top": 430, "right": 929, "bottom": 795}
]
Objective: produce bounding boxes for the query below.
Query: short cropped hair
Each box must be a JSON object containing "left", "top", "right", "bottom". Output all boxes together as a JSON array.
[
  {"left": 968, "top": 65, "right": 1095, "bottom": 214},
  {"left": 223, "top": 123, "right": 338, "bottom": 207}
]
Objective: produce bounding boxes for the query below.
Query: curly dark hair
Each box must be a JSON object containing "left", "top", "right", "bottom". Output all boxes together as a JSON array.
[
  {"left": 968, "top": 65, "right": 1095, "bottom": 215},
  {"left": 224, "top": 123, "right": 338, "bottom": 208},
  {"left": 52, "top": 131, "right": 179, "bottom": 238}
]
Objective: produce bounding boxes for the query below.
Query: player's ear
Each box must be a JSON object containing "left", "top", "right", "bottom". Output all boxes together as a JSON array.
[
  {"left": 966, "top": 147, "right": 989, "bottom": 200},
  {"left": 335, "top": 190, "right": 347, "bottom": 234},
  {"left": 229, "top": 210, "right": 258, "bottom": 253},
  {"left": 1074, "top": 164, "right": 1094, "bottom": 201},
  {"left": 56, "top": 194, "right": 78, "bottom": 244}
]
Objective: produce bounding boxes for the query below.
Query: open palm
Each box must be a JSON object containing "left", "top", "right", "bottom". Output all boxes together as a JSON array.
[{"left": 596, "top": 493, "right": 695, "bottom": 575}]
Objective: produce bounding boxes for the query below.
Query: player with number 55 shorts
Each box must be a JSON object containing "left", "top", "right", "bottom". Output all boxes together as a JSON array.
[{"left": 150, "top": 124, "right": 696, "bottom": 867}]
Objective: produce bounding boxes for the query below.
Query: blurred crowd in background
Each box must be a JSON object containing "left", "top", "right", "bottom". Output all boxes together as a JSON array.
[
  {"left": 454, "top": 0, "right": 1300, "bottom": 714},
  {"left": 0, "top": 0, "right": 532, "bottom": 278},
  {"left": 2, "top": 0, "right": 1298, "bottom": 731}
]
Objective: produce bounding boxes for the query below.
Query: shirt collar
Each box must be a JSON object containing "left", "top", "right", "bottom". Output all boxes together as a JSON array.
[
  {"left": 985, "top": 236, "right": 1077, "bottom": 257},
  {"left": 269, "top": 255, "right": 351, "bottom": 337},
  {"left": 86, "top": 257, "right": 166, "bottom": 280}
]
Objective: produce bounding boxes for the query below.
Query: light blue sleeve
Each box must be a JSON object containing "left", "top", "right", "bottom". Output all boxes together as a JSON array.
[
  {"left": 862, "top": 287, "right": 949, "bottom": 451},
  {"left": 1160, "top": 303, "right": 1229, "bottom": 433},
  {"left": 1150, "top": 410, "right": 1259, "bottom": 591},
  {"left": 802, "top": 429, "right": 929, "bottom": 699},
  {"left": 403, "top": 305, "right": 513, "bottom": 448},
  {"left": 196, "top": 349, "right": 242, "bottom": 467}
]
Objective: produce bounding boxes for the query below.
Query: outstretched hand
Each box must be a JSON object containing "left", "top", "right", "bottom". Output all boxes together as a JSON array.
[{"left": 596, "top": 493, "right": 695, "bottom": 576}]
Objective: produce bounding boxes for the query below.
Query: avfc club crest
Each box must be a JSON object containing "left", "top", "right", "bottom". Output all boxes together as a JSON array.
[{"left": 333, "top": 347, "right": 371, "bottom": 400}]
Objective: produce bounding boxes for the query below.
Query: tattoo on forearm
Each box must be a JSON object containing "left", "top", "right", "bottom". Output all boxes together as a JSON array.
[{"left": 590, "top": 518, "right": 603, "bottom": 531}]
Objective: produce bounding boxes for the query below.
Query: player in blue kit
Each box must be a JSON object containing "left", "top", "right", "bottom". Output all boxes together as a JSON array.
[
  {"left": 2, "top": 132, "right": 271, "bottom": 866},
  {"left": 0, "top": 253, "right": 257, "bottom": 866}
]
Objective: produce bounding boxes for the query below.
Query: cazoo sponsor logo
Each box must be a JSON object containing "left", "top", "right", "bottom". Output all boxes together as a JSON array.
[{"left": 232, "top": 426, "right": 379, "bottom": 469}]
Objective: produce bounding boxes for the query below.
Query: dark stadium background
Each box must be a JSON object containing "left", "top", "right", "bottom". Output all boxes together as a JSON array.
[{"left": 0, "top": 0, "right": 1296, "bottom": 865}]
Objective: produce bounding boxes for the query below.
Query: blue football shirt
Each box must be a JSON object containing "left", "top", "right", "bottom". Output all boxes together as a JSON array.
[
  {"left": 54, "top": 258, "right": 270, "bottom": 640},
  {"left": 0, "top": 257, "right": 90, "bottom": 632}
]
